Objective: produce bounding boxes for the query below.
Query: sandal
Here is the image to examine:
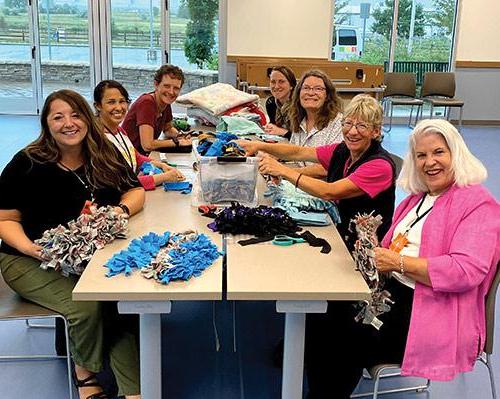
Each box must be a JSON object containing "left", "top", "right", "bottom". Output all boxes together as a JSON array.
[{"left": 73, "top": 373, "right": 108, "bottom": 399}]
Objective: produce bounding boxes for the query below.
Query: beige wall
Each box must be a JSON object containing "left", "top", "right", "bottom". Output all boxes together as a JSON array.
[
  {"left": 227, "top": 0, "right": 332, "bottom": 58},
  {"left": 456, "top": 0, "right": 500, "bottom": 62}
]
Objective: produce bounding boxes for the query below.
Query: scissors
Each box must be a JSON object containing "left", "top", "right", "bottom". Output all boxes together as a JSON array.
[{"left": 272, "top": 235, "right": 306, "bottom": 246}]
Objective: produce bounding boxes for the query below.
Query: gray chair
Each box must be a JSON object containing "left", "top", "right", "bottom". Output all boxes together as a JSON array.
[
  {"left": 382, "top": 72, "right": 424, "bottom": 132},
  {"left": 421, "top": 72, "right": 464, "bottom": 129},
  {"left": 478, "top": 261, "right": 500, "bottom": 399},
  {"left": 388, "top": 152, "right": 403, "bottom": 179},
  {"left": 0, "top": 274, "right": 74, "bottom": 399},
  {"left": 352, "top": 261, "right": 500, "bottom": 399}
]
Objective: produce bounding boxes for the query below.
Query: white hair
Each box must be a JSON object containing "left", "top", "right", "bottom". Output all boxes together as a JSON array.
[{"left": 398, "top": 119, "right": 488, "bottom": 194}]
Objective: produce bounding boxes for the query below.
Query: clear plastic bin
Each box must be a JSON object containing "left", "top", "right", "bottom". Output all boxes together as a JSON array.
[{"left": 193, "top": 140, "right": 258, "bottom": 206}]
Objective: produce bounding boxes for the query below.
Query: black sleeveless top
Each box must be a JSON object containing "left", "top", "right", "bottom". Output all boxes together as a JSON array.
[{"left": 327, "top": 141, "right": 396, "bottom": 252}]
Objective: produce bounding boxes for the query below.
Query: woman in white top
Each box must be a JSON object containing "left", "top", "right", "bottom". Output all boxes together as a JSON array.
[{"left": 288, "top": 69, "right": 344, "bottom": 149}]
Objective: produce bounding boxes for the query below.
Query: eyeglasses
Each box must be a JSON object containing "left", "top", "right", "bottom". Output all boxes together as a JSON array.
[
  {"left": 301, "top": 86, "right": 326, "bottom": 94},
  {"left": 341, "top": 121, "right": 371, "bottom": 133}
]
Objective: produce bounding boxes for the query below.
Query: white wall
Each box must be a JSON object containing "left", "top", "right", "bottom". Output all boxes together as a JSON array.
[
  {"left": 455, "top": 0, "right": 500, "bottom": 62},
  {"left": 227, "top": 0, "right": 332, "bottom": 58}
]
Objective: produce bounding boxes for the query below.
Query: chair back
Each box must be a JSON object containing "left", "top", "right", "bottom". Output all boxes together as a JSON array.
[
  {"left": 388, "top": 152, "right": 403, "bottom": 178},
  {"left": 421, "top": 72, "right": 456, "bottom": 98},
  {"left": 384, "top": 73, "right": 417, "bottom": 98},
  {"left": 484, "top": 261, "right": 500, "bottom": 355}
]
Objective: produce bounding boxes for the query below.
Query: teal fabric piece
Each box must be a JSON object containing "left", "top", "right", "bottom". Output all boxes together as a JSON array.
[
  {"left": 265, "top": 180, "right": 341, "bottom": 225},
  {"left": 216, "top": 116, "right": 264, "bottom": 136}
]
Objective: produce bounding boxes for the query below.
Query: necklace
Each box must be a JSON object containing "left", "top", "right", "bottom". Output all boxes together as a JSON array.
[
  {"left": 104, "top": 125, "right": 134, "bottom": 168},
  {"left": 403, "top": 194, "right": 434, "bottom": 235},
  {"left": 58, "top": 161, "right": 95, "bottom": 202}
]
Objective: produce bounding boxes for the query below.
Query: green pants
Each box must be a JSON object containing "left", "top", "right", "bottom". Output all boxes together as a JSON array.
[{"left": 0, "top": 253, "right": 140, "bottom": 396}]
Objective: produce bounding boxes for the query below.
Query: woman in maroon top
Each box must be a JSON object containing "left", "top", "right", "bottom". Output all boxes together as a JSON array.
[{"left": 121, "top": 64, "right": 192, "bottom": 154}]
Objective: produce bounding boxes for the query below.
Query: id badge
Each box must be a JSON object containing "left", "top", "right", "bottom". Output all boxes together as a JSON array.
[
  {"left": 81, "top": 200, "right": 94, "bottom": 215},
  {"left": 389, "top": 232, "right": 408, "bottom": 253}
]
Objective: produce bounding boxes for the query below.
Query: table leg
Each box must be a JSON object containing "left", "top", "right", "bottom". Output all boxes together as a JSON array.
[
  {"left": 118, "top": 301, "right": 172, "bottom": 399},
  {"left": 276, "top": 301, "right": 328, "bottom": 399}
]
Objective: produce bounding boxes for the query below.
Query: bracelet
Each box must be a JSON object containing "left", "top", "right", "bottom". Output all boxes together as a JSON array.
[
  {"left": 399, "top": 254, "right": 405, "bottom": 275},
  {"left": 117, "top": 203, "right": 130, "bottom": 215},
  {"left": 295, "top": 173, "right": 303, "bottom": 189}
]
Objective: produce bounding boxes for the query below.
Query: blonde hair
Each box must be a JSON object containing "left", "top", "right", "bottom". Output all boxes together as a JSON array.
[
  {"left": 343, "top": 94, "right": 383, "bottom": 141},
  {"left": 398, "top": 119, "right": 488, "bottom": 193}
]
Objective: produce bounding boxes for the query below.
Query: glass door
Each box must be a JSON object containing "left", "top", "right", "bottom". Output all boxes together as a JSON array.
[
  {"left": 37, "top": 0, "right": 93, "bottom": 102},
  {"left": 109, "top": 0, "right": 163, "bottom": 99},
  {"left": 0, "top": 0, "right": 37, "bottom": 114}
]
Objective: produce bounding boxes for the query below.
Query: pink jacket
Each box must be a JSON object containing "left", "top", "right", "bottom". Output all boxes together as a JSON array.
[{"left": 381, "top": 184, "right": 500, "bottom": 381}]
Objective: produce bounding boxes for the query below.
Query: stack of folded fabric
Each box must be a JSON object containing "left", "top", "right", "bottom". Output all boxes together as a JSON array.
[{"left": 176, "top": 83, "right": 267, "bottom": 127}]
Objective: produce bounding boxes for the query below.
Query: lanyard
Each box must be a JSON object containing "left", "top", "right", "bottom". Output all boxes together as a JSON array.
[
  {"left": 58, "top": 161, "right": 95, "bottom": 202},
  {"left": 105, "top": 126, "right": 134, "bottom": 168},
  {"left": 403, "top": 193, "right": 433, "bottom": 235}
]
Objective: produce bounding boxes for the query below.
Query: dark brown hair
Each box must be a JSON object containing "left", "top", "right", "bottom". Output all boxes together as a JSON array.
[
  {"left": 154, "top": 64, "right": 184, "bottom": 86},
  {"left": 269, "top": 66, "right": 297, "bottom": 91},
  {"left": 93, "top": 79, "right": 131, "bottom": 105},
  {"left": 288, "top": 69, "right": 343, "bottom": 133},
  {"left": 24, "top": 89, "right": 136, "bottom": 189}
]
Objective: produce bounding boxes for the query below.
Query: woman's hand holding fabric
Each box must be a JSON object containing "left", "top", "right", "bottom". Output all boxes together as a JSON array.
[
  {"left": 20, "top": 242, "right": 47, "bottom": 262},
  {"left": 258, "top": 154, "right": 288, "bottom": 177},
  {"left": 374, "top": 247, "right": 399, "bottom": 272},
  {"left": 264, "top": 123, "right": 288, "bottom": 136}
]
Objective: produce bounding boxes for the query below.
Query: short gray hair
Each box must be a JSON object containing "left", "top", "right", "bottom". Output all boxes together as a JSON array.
[{"left": 398, "top": 119, "right": 488, "bottom": 193}]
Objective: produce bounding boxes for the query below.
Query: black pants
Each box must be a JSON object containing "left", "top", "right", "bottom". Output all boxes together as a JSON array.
[{"left": 305, "top": 278, "right": 414, "bottom": 399}]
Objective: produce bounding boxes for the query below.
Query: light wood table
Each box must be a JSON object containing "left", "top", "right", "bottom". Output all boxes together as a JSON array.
[
  {"left": 73, "top": 153, "right": 223, "bottom": 399},
  {"left": 226, "top": 200, "right": 370, "bottom": 399}
]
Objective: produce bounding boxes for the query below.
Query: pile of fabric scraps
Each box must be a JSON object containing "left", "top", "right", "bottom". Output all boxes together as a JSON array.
[
  {"left": 177, "top": 83, "right": 265, "bottom": 126},
  {"left": 196, "top": 132, "right": 244, "bottom": 157},
  {"left": 265, "top": 180, "right": 341, "bottom": 226},
  {"left": 349, "top": 212, "right": 393, "bottom": 330},
  {"left": 105, "top": 230, "right": 221, "bottom": 285},
  {"left": 201, "top": 179, "right": 255, "bottom": 204},
  {"left": 216, "top": 115, "right": 265, "bottom": 135},
  {"left": 36, "top": 205, "right": 128, "bottom": 277},
  {"left": 207, "top": 202, "right": 331, "bottom": 253},
  {"left": 139, "top": 162, "right": 163, "bottom": 175},
  {"left": 163, "top": 181, "right": 192, "bottom": 194}
]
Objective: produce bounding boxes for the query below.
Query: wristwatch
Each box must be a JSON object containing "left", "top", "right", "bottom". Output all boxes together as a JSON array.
[
  {"left": 117, "top": 203, "right": 130, "bottom": 215},
  {"left": 171, "top": 136, "right": 180, "bottom": 147}
]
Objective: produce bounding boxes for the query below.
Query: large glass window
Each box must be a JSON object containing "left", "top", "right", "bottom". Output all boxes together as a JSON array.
[
  {"left": 392, "top": 0, "right": 455, "bottom": 87},
  {"left": 332, "top": 0, "right": 392, "bottom": 65},
  {"left": 110, "top": 0, "right": 163, "bottom": 99},
  {"left": 38, "top": 0, "right": 92, "bottom": 101},
  {"left": 0, "top": 1, "right": 36, "bottom": 113}
]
